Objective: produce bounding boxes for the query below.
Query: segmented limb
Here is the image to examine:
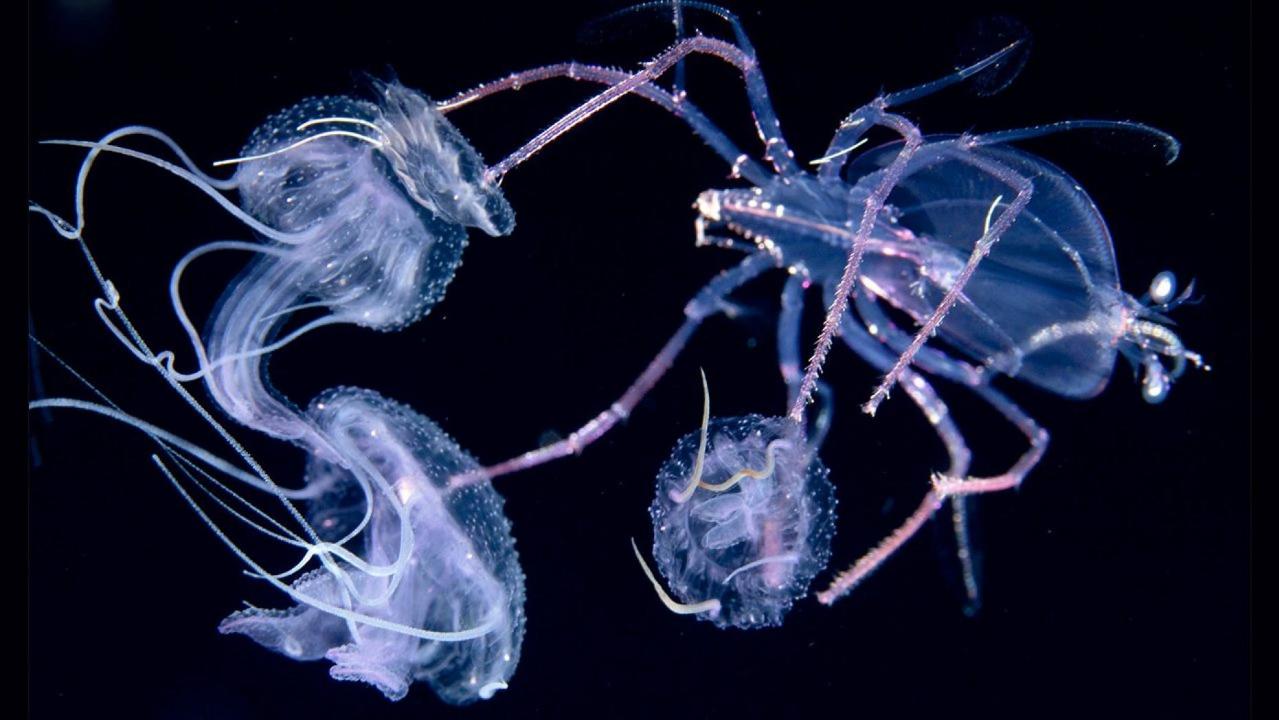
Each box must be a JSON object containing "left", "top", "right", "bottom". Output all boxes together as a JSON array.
[
  {"left": 788, "top": 110, "right": 924, "bottom": 423},
  {"left": 861, "top": 143, "right": 1033, "bottom": 415},
  {"left": 817, "top": 301, "right": 1048, "bottom": 606},
  {"left": 853, "top": 292, "right": 985, "bottom": 387},
  {"left": 451, "top": 252, "right": 778, "bottom": 487},
  {"left": 814, "top": 307, "right": 972, "bottom": 605},
  {"left": 814, "top": 42, "right": 1025, "bottom": 180},
  {"left": 439, "top": 61, "right": 772, "bottom": 186},
  {"left": 485, "top": 34, "right": 793, "bottom": 183},
  {"left": 852, "top": 293, "right": 982, "bottom": 608},
  {"left": 638, "top": 0, "right": 801, "bottom": 175},
  {"left": 788, "top": 42, "right": 1032, "bottom": 422},
  {"left": 777, "top": 272, "right": 832, "bottom": 448},
  {"left": 444, "top": 1, "right": 805, "bottom": 182}
]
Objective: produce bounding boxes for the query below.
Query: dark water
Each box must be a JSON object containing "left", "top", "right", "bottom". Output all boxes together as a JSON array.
[{"left": 28, "top": 1, "right": 1250, "bottom": 717}]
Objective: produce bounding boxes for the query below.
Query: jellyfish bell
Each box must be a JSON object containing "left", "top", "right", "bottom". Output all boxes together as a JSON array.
[
  {"left": 647, "top": 413, "right": 836, "bottom": 630},
  {"left": 219, "top": 388, "right": 525, "bottom": 705},
  {"left": 198, "top": 79, "right": 523, "bottom": 447},
  {"left": 233, "top": 79, "right": 514, "bottom": 242}
]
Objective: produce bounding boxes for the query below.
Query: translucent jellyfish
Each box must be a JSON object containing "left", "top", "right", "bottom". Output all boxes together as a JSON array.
[
  {"left": 30, "top": 77, "right": 530, "bottom": 705},
  {"left": 200, "top": 79, "right": 515, "bottom": 443},
  {"left": 219, "top": 388, "right": 524, "bottom": 704},
  {"left": 647, "top": 408, "right": 836, "bottom": 630}
]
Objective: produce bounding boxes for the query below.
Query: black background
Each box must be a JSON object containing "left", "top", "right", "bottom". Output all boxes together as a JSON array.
[{"left": 29, "top": 1, "right": 1249, "bottom": 718}]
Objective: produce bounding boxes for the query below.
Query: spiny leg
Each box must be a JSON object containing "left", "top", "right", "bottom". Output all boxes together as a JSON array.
[
  {"left": 855, "top": 289, "right": 1026, "bottom": 600},
  {"left": 821, "top": 299, "right": 1050, "bottom": 605},
  {"left": 853, "top": 291, "right": 985, "bottom": 387},
  {"left": 485, "top": 34, "right": 793, "bottom": 183},
  {"left": 853, "top": 292, "right": 984, "bottom": 606},
  {"left": 617, "top": 1, "right": 802, "bottom": 175},
  {"left": 787, "top": 43, "right": 1030, "bottom": 420},
  {"left": 862, "top": 142, "right": 1034, "bottom": 415},
  {"left": 778, "top": 272, "right": 832, "bottom": 448},
  {"left": 814, "top": 41, "right": 1025, "bottom": 180},
  {"left": 814, "top": 307, "right": 974, "bottom": 605},
  {"left": 940, "top": 383, "right": 1049, "bottom": 496},
  {"left": 440, "top": 61, "right": 772, "bottom": 186},
  {"left": 845, "top": 383, "right": 1048, "bottom": 607},
  {"left": 788, "top": 110, "right": 924, "bottom": 423},
  {"left": 450, "top": 252, "right": 778, "bottom": 487},
  {"left": 594, "top": 2, "right": 695, "bottom": 111}
]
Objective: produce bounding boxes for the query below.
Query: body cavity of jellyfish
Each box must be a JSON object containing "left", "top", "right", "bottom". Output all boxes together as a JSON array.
[{"left": 642, "top": 379, "right": 835, "bottom": 629}]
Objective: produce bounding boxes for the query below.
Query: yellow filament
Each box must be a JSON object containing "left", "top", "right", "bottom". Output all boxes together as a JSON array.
[
  {"left": 982, "top": 194, "right": 1005, "bottom": 235},
  {"left": 698, "top": 439, "right": 791, "bottom": 493},
  {"left": 212, "top": 130, "right": 383, "bottom": 167},
  {"left": 671, "top": 369, "right": 711, "bottom": 504},
  {"left": 807, "top": 137, "right": 869, "bottom": 165},
  {"left": 630, "top": 538, "right": 721, "bottom": 616}
]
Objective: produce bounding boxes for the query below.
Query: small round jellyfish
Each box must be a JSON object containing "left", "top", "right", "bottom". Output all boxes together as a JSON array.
[{"left": 646, "top": 393, "right": 835, "bottom": 629}]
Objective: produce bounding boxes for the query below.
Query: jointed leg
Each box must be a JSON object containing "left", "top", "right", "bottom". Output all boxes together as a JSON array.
[
  {"left": 818, "top": 302, "right": 1049, "bottom": 605},
  {"left": 853, "top": 291, "right": 984, "bottom": 387},
  {"left": 862, "top": 143, "right": 1034, "bottom": 415},
  {"left": 452, "top": 252, "right": 778, "bottom": 487},
  {"left": 787, "top": 44, "right": 1034, "bottom": 422},
  {"left": 788, "top": 110, "right": 924, "bottom": 423},
  {"left": 664, "top": 1, "right": 799, "bottom": 175},
  {"left": 439, "top": 61, "right": 773, "bottom": 186},
  {"left": 938, "top": 384, "right": 1049, "bottom": 498},
  {"left": 853, "top": 294, "right": 985, "bottom": 605},
  {"left": 484, "top": 33, "right": 796, "bottom": 183},
  {"left": 814, "top": 41, "right": 1025, "bottom": 179},
  {"left": 590, "top": 1, "right": 801, "bottom": 175},
  {"left": 777, "top": 272, "right": 832, "bottom": 448},
  {"left": 815, "top": 308, "right": 973, "bottom": 605}
]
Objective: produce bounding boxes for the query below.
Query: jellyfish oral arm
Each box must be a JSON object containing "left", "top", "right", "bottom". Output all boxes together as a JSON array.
[{"left": 35, "top": 138, "right": 306, "bottom": 245}]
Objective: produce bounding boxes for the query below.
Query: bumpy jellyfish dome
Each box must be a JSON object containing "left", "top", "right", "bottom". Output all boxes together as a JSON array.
[{"left": 650, "top": 415, "right": 835, "bottom": 629}]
